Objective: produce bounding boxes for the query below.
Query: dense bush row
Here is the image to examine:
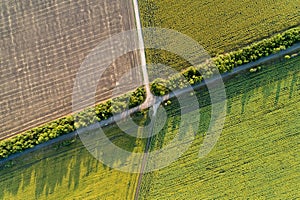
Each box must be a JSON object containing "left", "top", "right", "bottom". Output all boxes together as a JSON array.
[
  {"left": 0, "top": 87, "right": 146, "bottom": 159},
  {"left": 151, "top": 27, "right": 300, "bottom": 95},
  {"left": 0, "top": 116, "right": 75, "bottom": 159},
  {"left": 214, "top": 27, "right": 300, "bottom": 73},
  {"left": 73, "top": 86, "right": 146, "bottom": 129},
  {"left": 0, "top": 27, "right": 299, "bottom": 159}
]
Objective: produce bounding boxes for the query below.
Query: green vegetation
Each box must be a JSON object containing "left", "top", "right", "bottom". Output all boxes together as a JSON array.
[
  {"left": 0, "top": 87, "right": 146, "bottom": 159},
  {"left": 139, "top": 0, "right": 300, "bottom": 74},
  {"left": 213, "top": 27, "right": 300, "bottom": 72},
  {"left": 139, "top": 0, "right": 300, "bottom": 55},
  {"left": 150, "top": 27, "right": 300, "bottom": 95},
  {"left": 1, "top": 1, "right": 299, "bottom": 199},
  {"left": 1, "top": 26, "right": 299, "bottom": 160},
  {"left": 139, "top": 56, "right": 300, "bottom": 199},
  {"left": 0, "top": 117, "right": 149, "bottom": 199},
  {"left": 285, "top": 55, "right": 291, "bottom": 59},
  {"left": 1, "top": 55, "right": 298, "bottom": 199}
]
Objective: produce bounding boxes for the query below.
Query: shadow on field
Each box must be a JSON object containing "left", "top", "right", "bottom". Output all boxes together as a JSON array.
[
  {"left": 226, "top": 57, "right": 299, "bottom": 115},
  {"left": 0, "top": 57, "right": 299, "bottom": 199},
  {"left": 192, "top": 57, "right": 299, "bottom": 135},
  {"left": 0, "top": 126, "right": 140, "bottom": 199}
]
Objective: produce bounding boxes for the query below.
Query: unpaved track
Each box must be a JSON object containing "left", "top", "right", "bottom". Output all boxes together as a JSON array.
[
  {"left": 132, "top": 42, "right": 300, "bottom": 200},
  {"left": 0, "top": 42, "right": 299, "bottom": 169},
  {"left": 0, "top": 0, "right": 141, "bottom": 139}
]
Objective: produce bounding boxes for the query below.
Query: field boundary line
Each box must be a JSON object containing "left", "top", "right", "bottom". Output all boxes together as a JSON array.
[
  {"left": 132, "top": 0, "right": 153, "bottom": 103},
  {"left": 132, "top": 42, "right": 300, "bottom": 199},
  {"left": 0, "top": 43, "right": 299, "bottom": 166}
]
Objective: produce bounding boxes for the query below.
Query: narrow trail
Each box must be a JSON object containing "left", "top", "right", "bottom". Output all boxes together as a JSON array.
[
  {"left": 1, "top": 0, "right": 300, "bottom": 192},
  {"left": 0, "top": 1, "right": 298, "bottom": 199},
  {"left": 134, "top": 100, "right": 160, "bottom": 200},
  {"left": 131, "top": 44, "right": 300, "bottom": 199},
  {"left": 131, "top": 0, "right": 157, "bottom": 199},
  {"left": 132, "top": 0, "right": 154, "bottom": 105},
  {"left": 1, "top": 43, "right": 299, "bottom": 166}
]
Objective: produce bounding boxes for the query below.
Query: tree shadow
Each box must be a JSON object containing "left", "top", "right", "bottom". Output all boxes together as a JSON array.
[
  {"left": 0, "top": 125, "right": 140, "bottom": 199},
  {"left": 225, "top": 57, "right": 299, "bottom": 116},
  {"left": 289, "top": 73, "right": 298, "bottom": 99},
  {"left": 0, "top": 57, "right": 299, "bottom": 199},
  {"left": 274, "top": 80, "right": 282, "bottom": 107}
]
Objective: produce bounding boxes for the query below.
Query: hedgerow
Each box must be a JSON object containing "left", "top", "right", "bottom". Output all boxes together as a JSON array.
[
  {"left": 0, "top": 87, "right": 146, "bottom": 159},
  {"left": 0, "top": 27, "right": 299, "bottom": 159},
  {"left": 151, "top": 27, "right": 300, "bottom": 95},
  {"left": 214, "top": 27, "right": 300, "bottom": 73}
]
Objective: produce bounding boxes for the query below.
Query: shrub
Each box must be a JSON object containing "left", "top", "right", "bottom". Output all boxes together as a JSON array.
[
  {"left": 150, "top": 78, "right": 170, "bottom": 96},
  {"left": 1, "top": 27, "right": 299, "bottom": 159},
  {"left": 214, "top": 27, "right": 300, "bottom": 71},
  {"left": 0, "top": 87, "right": 146, "bottom": 159},
  {"left": 151, "top": 27, "right": 300, "bottom": 96}
]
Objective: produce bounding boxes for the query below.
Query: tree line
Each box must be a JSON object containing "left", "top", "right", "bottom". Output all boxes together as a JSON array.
[{"left": 0, "top": 27, "right": 299, "bottom": 159}]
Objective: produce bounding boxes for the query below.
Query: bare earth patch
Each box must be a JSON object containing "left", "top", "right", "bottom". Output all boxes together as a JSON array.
[{"left": 0, "top": 0, "right": 141, "bottom": 139}]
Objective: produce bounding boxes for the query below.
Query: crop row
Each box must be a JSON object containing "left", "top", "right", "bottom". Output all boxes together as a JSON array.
[
  {"left": 151, "top": 27, "right": 300, "bottom": 95},
  {"left": 0, "top": 26, "right": 299, "bottom": 159},
  {"left": 139, "top": 55, "right": 300, "bottom": 199},
  {"left": 0, "top": 87, "right": 146, "bottom": 159},
  {"left": 138, "top": 0, "right": 300, "bottom": 56}
]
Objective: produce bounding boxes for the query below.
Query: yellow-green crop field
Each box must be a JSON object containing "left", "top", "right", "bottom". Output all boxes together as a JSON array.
[
  {"left": 1, "top": 1, "right": 299, "bottom": 199},
  {"left": 139, "top": 0, "right": 300, "bottom": 55},
  {"left": 0, "top": 123, "right": 147, "bottom": 200},
  {"left": 139, "top": 56, "right": 300, "bottom": 199},
  {"left": 1, "top": 55, "right": 299, "bottom": 199}
]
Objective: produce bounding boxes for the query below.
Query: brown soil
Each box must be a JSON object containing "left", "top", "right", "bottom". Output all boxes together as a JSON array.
[{"left": 0, "top": 0, "right": 141, "bottom": 139}]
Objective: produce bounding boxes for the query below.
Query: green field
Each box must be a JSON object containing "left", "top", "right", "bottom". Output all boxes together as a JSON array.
[
  {"left": 1, "top": 55, "right": 299, "bottom": 199},
  {"left": 0, "top": 122, "right": 148, "bottom": 200},
  {"left": 139, "top": 0, "right": 300, "bottom": 75},
  {"left": 139, "top": 56, "right": 300, "bottom": 199},
  {"left": 1, "top": 1, "right": 299, "bottom": 199},
  {"left": 139, "top": 0, "right": 300, "bottom": 55}
]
